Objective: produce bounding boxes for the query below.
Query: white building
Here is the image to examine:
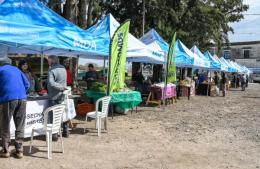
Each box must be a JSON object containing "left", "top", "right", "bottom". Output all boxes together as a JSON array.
[{"left": 220, "top": 41, "right": 260, "bottom": 69}]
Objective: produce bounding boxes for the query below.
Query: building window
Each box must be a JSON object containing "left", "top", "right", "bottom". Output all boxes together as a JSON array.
[
  {"left": 243, "top": 50, "right": 250, "bottom": 58},
  {"left": 223, "top": 50, "right": 231, "bottom": 59}
]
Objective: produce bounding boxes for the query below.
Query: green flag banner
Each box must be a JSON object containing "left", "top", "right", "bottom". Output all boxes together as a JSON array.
[
  {"left": 167, "top": 32, "right": 177, "bottom": 83},
  {"left": 107, "top": 20, "right": 130, "bottom": 95}
]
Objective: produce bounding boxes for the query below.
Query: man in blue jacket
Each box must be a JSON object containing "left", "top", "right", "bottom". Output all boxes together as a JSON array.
[{"left": 0, "top": 57, "right": 30, "bottom": 159}]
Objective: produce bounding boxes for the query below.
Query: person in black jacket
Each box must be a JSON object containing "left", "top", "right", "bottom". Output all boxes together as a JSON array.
[
  {"left": 213, "top": 72, "right": 220, "bottom": 86},
  {"left": 85, "top": 64, "right": 99, "bottom": 89},
  {"left": 18, "top": 60, "right": 40, "bottom": 94},
  {"left": 132, "top": 69, "right": 144, "bottom": 92},
  {"left": 220, "top": 72, "right": 227, "bottom": 97}
]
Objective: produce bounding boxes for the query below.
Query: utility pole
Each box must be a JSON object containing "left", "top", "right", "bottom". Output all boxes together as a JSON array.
[{"left": 142, "top": 0, "right": 145, "bottom": 36}]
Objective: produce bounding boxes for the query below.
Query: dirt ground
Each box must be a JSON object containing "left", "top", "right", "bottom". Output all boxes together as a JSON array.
[{"left": 0, "top": 84, "right": 260, "bottom": 169}]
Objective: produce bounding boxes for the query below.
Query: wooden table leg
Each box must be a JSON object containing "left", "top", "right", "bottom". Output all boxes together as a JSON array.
[{"left": 146, "top": 92, "right": 152, "bottom": 105}]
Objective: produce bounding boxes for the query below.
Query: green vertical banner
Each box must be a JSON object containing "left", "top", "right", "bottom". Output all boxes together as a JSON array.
[
  {"left": 164, "top": 32, "right": 177, "bottom": 107},
  {"left": 167, "top": 32, "right": 177, "bottom": 83},
  {"left": 107, "top": 20, "right": 130, "bottom": 95}
]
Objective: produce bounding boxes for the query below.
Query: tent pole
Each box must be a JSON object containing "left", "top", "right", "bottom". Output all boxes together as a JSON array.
[
  {"left": 180, "top": 68, "right": 183, "bottom": 80},
  {"left": 107, "top": 56, "right": 112, "bottom": 96},
  {"left": 40, "top": 52, "right": 44, "bottom": 87},
  {"left": 207, "top": 70, "right": 210, "bottom": 97},
  {"left": 73, "top": 55, "right": 79, "bottom": 89},
  {"left": 178, "top": 67, "right": 183, "bottom": 99},
  {"left": 103, "top": 57, "right": 106, "bottom": 78},
  {"left": 235, "top": 73, "right": 237, "bottom": 88},
  {"left": 164, "top": 55, "right": 169, "bottom": 110}
]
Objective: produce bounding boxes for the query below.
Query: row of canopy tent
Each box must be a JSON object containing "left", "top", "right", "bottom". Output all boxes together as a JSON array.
[
  {"left": 140, "top": 29, "right": 211, "bottom": 69},
  {"left": 140, "top": 28, "right": 251, "bottom": 75},
  {"left": 85, "top": 14, "right": 165, "bottom": 64},
  {"left": 0, "top": 0, "right": 251, "bottom": 75}
]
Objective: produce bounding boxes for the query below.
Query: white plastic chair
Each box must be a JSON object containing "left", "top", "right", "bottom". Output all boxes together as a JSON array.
[
  {"left": 29, "top": 104, "right": 65, "bottom": 159},
  {"left": 84, "top": 96, "right": 111, "bottom": 136}
]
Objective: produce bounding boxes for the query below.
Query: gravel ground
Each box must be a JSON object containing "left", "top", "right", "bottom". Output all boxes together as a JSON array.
[{"left": 0, "top": 83, "right": 259, "bottom": 169}]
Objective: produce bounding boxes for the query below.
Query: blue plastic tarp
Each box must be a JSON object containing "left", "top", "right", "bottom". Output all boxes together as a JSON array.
[
  {"left": 0, "top": 0, "right": 107, "bottom": 58},
  {"left": 86, "top": 14, "right": 164, "bottom": 63}
]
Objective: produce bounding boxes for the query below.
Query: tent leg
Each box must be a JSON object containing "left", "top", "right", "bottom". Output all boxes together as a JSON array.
[
  {"left": 40, "top": 53, "right": 44, "bottom": 87},
  {"left": 235, "top": 74, "right": 237, "bottom": 88},
  {"left": 103, "top": 57, "right": 106, "bottom": 78},
  {"left": 163, "top": 54, "right": 168, "bottom": 111},
  {"left": 207, "top": 71, "right": 211, "bottom": 97},
  {"left": 72, "top": 56, "right": 79, "bottom": 89}
]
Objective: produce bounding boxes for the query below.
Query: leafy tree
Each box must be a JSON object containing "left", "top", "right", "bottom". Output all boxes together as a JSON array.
[
  {"left": 100, "top": 0, "right": 248, "bottom": 52},
  {"left": 43, "top": 0, "right": 248, "bottom": 52}
]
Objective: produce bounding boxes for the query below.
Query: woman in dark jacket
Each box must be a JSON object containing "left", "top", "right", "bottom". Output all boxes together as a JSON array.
[
  {"left": 220, "top": 72, "right": 227, "bottom": 97},
  {"left": 18, "top": 60, "right": 40, "bottom": 94}
]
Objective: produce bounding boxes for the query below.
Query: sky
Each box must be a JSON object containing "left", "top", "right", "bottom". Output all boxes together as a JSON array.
[{"left": 228, "top": 0, "right": 260, "bottom": 42}]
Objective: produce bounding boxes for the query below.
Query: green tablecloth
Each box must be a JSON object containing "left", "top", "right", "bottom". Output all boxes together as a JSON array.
[{"left": 85, "top": 90, "right": 142, "bottom": 110}]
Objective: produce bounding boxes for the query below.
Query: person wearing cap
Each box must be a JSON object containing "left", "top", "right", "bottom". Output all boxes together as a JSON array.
[
  {"left": 84, "top": 64, "right": 99, "bottom": 89},
  {"left": 0, "top": 57, "right": 30, "bottom": 159},
  {"left": 47, "top": 56, "right": 69, "bottom": 139}
]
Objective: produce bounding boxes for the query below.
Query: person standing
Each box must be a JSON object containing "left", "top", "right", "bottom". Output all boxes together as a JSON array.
[
  {"left": 47, "top": 56, "right": 68, "bottom": 138},
  {"left": 236, "top": 75, "right": 240, "bottom": 88},
  {"left": 213, "top": 72, "right": 220, "bottom": 86},
  {"left": 132, "top": 69, "right": 144, "bottom": 92},
  {"left": 64, "top": 59, "right": 73, "bottom": 87},
  {"left": 85, "top": 64, "right": 99, "bottom": 89},
  {"left": 0, "top": 57, "right": 30, "bottom": 158},
  {"left": 213, "top": 72, "right": 220, "bottom": 96},
  {"left": 198, "top": 71, "right": 208, "bottom": 84},
  {"left": 220, "top": 72, "right": 227, "bottom": 97},
  {"left": 241, "top": 74, "right": 246, "bottom": 91},
  {"left": 18, "top": 60, "right": 40, "bottom": 94},
  {"left": 246, "top": 74, "right": 249, "bottom": 88}
]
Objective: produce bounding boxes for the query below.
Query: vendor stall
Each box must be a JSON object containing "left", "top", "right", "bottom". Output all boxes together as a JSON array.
[
  {"left": 85, "top": 90, "right": 142, "bottom": 114},
  {"left": 85, "top": 14, "right": 164, "bottom": 64},
  {"left": 0, "top": 97, "right": 49, "bottom": 139},
  {"left": 86, "top": 90, "right": 142, "bottom": 110},
  {"left": 177, "top": 79, "right": 195, "bottom": 100},
  {"left": 146, "top": 83, "right": 176, "bottom": 106},
  {"left": 0, "top": 94, "right": 76, "bottom": 139}
]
